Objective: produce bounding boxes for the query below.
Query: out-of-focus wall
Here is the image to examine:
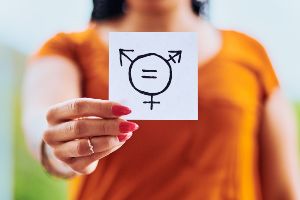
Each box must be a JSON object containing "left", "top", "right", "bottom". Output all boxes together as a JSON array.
[
  {"left": 0, "top": 0, "right": 91, "bottom": 54},
  {"left": 210, "top": 0, "right": 300, "bottom": 100},
  {"left": 0, "top": 44, "right": 25, "bottom": 200},
  {"left": 0, "top": 1, "right": 91, "bottom": 199}
]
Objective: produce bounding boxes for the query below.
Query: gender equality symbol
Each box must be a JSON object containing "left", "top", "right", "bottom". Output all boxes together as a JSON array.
[{"left": 119, "top": 49, "right": 182, "bottom": 110}]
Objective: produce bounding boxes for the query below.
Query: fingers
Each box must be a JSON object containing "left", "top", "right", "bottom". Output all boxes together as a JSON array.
[
  {"left": 44, "top": 118, "right": 138, "bottom": 145},
  {"left": 53, "top": 136, "right": 128, "bottom": 158},
  {"left": 47, "top": 98, "right": 131, "bottom": 125},
  {"left": 43, "top": 98, "right": 135, "bottom": 175},
  {"left": 67, "top": 144, "right": 123, "bottom": 174}
]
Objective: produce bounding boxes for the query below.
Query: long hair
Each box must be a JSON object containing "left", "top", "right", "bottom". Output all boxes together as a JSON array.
[{"left": 91, "top": 0, "right": 209, "bottom": 21}]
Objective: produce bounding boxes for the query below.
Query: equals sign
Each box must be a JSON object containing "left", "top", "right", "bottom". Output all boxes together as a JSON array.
[{"left": 142, "top": 69, "right": 157, "bottom": 79}]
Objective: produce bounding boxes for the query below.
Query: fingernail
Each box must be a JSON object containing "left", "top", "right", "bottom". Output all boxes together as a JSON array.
[
  {"left": 112, "top": 105, "right": 131, "bottom": 116},
  {"left": 119, "top": 121, "right": 139, "bottom": 133},
  {"left": 117, "top": 133, "right": 133, "bottom": 142}
]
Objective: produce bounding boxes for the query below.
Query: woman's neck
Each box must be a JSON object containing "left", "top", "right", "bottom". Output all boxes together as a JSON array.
[
  {"left": 93, "top": 4, "right": 222, "bottom": 67},
  {"left": 117, "top": 3, "right": 200, "bottom": 32}
]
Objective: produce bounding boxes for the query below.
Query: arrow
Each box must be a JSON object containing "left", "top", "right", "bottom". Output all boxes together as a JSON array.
[
  {"left": 119, "top": 49, "right": 134, "bottom": 66},
  {"left": 167, "top": 50, "right": 182, "bottom": 63}
]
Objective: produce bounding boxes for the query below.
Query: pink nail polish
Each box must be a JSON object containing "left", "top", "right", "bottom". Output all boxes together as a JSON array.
[
  {"left": 112, "top": 105, "right": 131, "bottom": 116},
  {"left": 117, "top": 133, "right": 133, "bottom": 142},
  {"left": 119, "top": 121, "right": 139, "bottom": 133}
]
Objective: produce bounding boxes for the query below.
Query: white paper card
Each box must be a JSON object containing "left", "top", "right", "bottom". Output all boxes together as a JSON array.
[{"left": 109, "top": 32, "right": 198, "bottom": 120}]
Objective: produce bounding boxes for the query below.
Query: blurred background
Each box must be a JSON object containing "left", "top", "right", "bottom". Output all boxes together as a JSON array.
[{"left": 0, "top": 0, "right": 299, "bottom": 199}]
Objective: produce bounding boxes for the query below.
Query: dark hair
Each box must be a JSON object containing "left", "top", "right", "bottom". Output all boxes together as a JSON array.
[{"left": 91, "top": 0, "right": 208, "bottom": 21}]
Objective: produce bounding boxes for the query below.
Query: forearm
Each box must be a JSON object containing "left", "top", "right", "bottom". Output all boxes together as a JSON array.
[
  {"left": 260, "top": 89, "right": 300, "bottom": 199},
  {"left": 22, "top": 57, "right": 81, "bottom": 176},
  {"left": 22, "top": 110, "right": 47, "bottom": 160}
]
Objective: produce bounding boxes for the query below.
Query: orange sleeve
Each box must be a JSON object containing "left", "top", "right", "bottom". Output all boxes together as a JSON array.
[
  {"left": 32, "top": 33, "right": 76, "bottom": 61},
  {"left": 252, "top": 40, "right": 279, "bottom": 100},
  {"left": 237, "top": 32, "right": 280, "bottom": 100}
]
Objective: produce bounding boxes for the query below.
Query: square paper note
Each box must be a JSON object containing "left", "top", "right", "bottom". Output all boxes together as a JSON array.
[{"left": 109, "top": 32, "right": 198, "bottom": 120}]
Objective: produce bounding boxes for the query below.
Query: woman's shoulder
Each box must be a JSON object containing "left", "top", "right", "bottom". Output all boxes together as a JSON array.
[
  {"left": 34, "top": 27, "right": 102, "bottom": 59},
  {"left": 219, "top": 30, "right": 275, "bottom": 72},
  {"left": 220, "top": 29, "right": 279, "bottom": 98},
  {"left": 221, "top": 30, "right": 268, "bottom": 61},
  {"left": 50, "top": 27, "right": 99, "bottom": 45},
  {"left": 222, "top": 30, "right": 262, "bottom": 45}
]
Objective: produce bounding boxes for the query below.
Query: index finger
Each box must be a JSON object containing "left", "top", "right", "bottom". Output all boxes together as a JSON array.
[{"left": 47, "top": 98, "right": 131, "bottom": 125}]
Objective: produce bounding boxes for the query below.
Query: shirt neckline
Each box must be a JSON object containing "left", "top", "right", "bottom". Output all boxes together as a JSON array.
[{"left": 87, "top": 25, "right": 226, "bottom": 71}]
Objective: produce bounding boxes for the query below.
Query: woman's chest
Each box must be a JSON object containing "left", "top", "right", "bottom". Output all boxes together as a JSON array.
[{"left": 80, "top": 56, "right": 263, "bottom": 161}]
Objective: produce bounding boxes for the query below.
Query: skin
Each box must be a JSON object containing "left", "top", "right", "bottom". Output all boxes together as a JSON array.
[
  {"left": 260, "top": 90, "right": 300, "bottom": 199},
  {"left": 23, "top": 0, "right": 300, "bottom": 198}
]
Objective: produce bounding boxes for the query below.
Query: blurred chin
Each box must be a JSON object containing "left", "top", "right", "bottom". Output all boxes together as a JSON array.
[{"left": 127, "top": 0, "right": 177, "bottom": 14}]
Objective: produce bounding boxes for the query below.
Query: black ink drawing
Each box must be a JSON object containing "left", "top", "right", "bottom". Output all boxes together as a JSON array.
[{"left": 119, "top": 49, "right": 182, "bottom": 110}]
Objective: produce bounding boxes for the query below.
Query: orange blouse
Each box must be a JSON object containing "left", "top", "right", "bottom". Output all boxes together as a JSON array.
[{"left": 35, "top": 27, "right": 279, "bottom": 200}]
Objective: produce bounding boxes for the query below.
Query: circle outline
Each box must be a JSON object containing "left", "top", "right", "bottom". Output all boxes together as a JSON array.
[{"left": 128, "top": 53, "right": 172, "bottom": 96}]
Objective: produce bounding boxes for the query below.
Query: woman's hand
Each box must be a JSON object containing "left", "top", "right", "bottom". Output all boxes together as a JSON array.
[{"left": 42, "top": 98, "right": 138, "bottom": 175}]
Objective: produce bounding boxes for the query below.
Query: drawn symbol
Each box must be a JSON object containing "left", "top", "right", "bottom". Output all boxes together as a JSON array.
[{"left": 119, "top": 49, "right": 182, "bottom": 110}]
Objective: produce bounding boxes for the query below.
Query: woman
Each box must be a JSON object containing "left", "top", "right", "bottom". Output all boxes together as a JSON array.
[{"left": 23, "top": 0, "right": 300, "bottom": 199}]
